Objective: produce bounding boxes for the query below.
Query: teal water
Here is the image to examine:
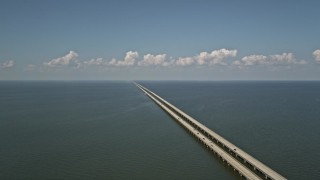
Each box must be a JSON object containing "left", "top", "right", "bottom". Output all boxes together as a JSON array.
[{"left": 0, "top": 81, "right": 319, "bottom": 179}]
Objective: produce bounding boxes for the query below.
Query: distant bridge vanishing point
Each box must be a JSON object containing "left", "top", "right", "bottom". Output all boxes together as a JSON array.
[{"left": 135, "top": 82, "right": 286, "bottom": 180}]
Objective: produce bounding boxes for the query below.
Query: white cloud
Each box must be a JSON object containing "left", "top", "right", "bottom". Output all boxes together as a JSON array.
[
  {"left": 313, "top": 49, "right": 320, "bottom": 63},
  {"left": 234, "top": 53, "right": 306, "bottom": 66},
  {"left": 271, "top": 53, "right": 307, "bottom": 65},
  {"left": 175, "top": 48, "right": 237, "bottom": 66},
  {"left": 0, "top": 60, "right": 14, "bottom": 69},
  {"left": 109, "top": 51, "right": 138, "bottom": 66},
  {"left": 195, "top": 49, "right": 237, "bottom": 65},
  {"left": 138, "top": 54, "right": 168, "bottom": 66},
  {"left": 270, "top": 53, "right": 295, "bottom": 64},
  {"left": 240, "top": 55, "right": 268, "bottom": 66},
  {"left": 162, "top": 58, "right": 175, "bottom": 67},
  {"left": 176, "top": 57, "right": 194, "bottom": 66},
  {"left": 83, "top": 58, "right": 104, "bottom": 65},
  {"left": 109, "top": 58, "right": 117, "bottom": 66},
  {"left": 44, "top": 51, "right": 79, "bottom": 67}
]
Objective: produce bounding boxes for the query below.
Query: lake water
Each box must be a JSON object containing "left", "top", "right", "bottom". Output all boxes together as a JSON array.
[{"left": 0, "top": 81, "right": 319, "bottom": 179}]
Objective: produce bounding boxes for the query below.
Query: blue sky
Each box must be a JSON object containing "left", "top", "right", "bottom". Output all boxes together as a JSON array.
[{"left": 1, "top": 0, "right": 320, "bottom": 80}]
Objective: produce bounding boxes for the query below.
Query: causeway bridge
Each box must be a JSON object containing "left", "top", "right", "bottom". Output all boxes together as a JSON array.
[{"left": 135, "top": 82, "right": 286, "bottom": 180}]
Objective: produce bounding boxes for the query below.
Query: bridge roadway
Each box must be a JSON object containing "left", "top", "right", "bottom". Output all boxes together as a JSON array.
[
  {"left": 136, "top": 83, "right": 262, "bottom": 180},
  {"left": 135, "top": 82, "right": 286, "bottom": 180}
]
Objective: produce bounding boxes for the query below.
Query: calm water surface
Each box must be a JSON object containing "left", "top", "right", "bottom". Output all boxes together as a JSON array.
[{"left": 0, "top": 81, "right": 319, "bottom": 179}]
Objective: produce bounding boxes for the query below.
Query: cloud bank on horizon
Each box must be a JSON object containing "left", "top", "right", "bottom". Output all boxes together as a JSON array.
[
  {"left": 21, "top": 48, "right": 318, "bottom": 70},
  {"left": 2, "top": 48, "right": 320, "bottom": 79}
]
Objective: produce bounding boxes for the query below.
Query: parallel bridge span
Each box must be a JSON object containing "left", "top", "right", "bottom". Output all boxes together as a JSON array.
[{"left": 135, "top": 82, "right": 286, "bottom": 180}]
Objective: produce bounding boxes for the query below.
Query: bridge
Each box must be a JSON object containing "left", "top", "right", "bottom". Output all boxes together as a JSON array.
[{"left": 135, "top": 82, "right": 286, "bottom": 180}]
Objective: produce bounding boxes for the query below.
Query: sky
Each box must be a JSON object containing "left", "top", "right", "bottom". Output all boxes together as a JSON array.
[{"left": 1, "top": 0, "right": 320, "bottom": 80}]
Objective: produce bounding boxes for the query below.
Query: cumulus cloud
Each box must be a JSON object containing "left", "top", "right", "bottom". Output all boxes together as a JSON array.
[
  {"left": 195, "top": 49, "right": 237, "bottom": 65},
  {"left": 239, "top": 55, "right": 268, "bottom": 66},
  {"left": 175, "top": 48, "right": 237, "bottom": 66},
  {"left": 162, "top": 59, "right": 175, "bottom": 67},
  {"left": 0, "top": 60, "right": 14, "bottom": 69},
  {"left": 44, "top": 51, "right": 79, "bottom": 67},
  {"left": 272, "top": 53, "right": 306, "bottom": 64},
  {"left": 109, "top": 51, "right": 138, "bottom": 66},
  {"left": 176, "top": 57, "right": 194, "bottom": 66},
  {"left": 108, "top": 58, "right": 117, "bottom": 66},
  {"left": 83, "top": 58, "right": 104, "bottom": 65},
  {"left": 234, "top": 53, "right": 306, "bottom": 66},
  {"left": 138, "top": 54, "right": 170, "bottom": 66},
  {"left": 313, "top": 49, "right": 320, "bottom": 63}
]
